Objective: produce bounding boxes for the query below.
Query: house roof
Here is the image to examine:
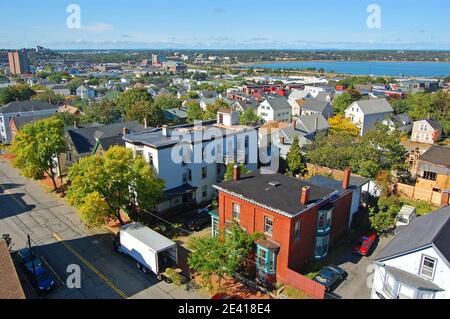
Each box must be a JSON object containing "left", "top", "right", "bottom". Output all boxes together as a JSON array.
[
  {"left": 10, "top": 114, "right": 53, "bottom": 130},
  {"left": 301, "top": 100, "right": 332, "bottom": 113},
  {"left": 294, "top": 113, "right": 329, "bottom": 134},
  {"left": 213, "top": 170, "right": 338, "bottom": 218},
  {"left": 307, "top": 175, "right": 371, "bottom": 195},
  {"left": 289, "top": 89, "right": 311, "bottom": 100},
  {"left": 375, "top": 206, "right": 450, "bottom": 264},
  {"left": 391, "top": 113, "right": 412, "bottom": 126},
  {"left": 0, "top": 240, "right": 25, "bottom": 299},
  {"left": 263, "top": 97, "right": 291, "bottom": 111},
  {"left": 164, "top": 108, "right": 188, "bottom": 119},
  {"left": 350, "top": 98, "right": 394, "bottom": 115},
  {"left": 418, "top": 145, "right": 450, "bottom": 168},
  {"left": 0, "top": 101, "right": 58, "bottom": 114},
  {"left": 67, "top": 121, "right": 147, "bottom": 155}
]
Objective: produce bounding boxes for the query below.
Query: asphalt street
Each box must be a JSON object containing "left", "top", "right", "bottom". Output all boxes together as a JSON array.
[{"left": 0, "top": 157, "right": 207, "bottom": 299}]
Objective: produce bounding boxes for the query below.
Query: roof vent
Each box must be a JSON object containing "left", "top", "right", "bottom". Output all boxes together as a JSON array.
[{"left": 269, "top": 181, "right": 281, "bottom": 187}]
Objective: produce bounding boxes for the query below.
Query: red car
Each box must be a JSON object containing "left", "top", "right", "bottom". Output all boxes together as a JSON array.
[{"left": 353, "top": 234, "right": 377, "bottom": 256}]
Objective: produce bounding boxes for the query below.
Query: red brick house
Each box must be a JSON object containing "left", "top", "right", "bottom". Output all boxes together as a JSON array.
[{"left": 212, "top": 168, "right": 354, "bottom": 286}]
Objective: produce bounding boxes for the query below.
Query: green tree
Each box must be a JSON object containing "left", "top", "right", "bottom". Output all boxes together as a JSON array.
[
  {"left": 224, "top": 162, "right": 250, "bottom": 182},
  {"left": 286, "top": 136, "right": 308, "bottom": 177},
  {"left": 124, "top": 100, "right": 164, "bottom": 127},
  {"left": 115, "top": 88, "right": 153, "bottom": 115},
  {"left": 186, "top": 101, "right": 203, "bottom": 122},
  {"left": 332, "top": 91, "right": 361, "bottom": 115},
  {"left": 187, "top": 222, "right": 262, "bottom": 292},
  {"left": 153, "top": 94, "right": 182, "bottom": 110},
  {"left": 10, "top": 117, "right": 65, "bottom": 191},
  {"left": 0, "top": 84, "right": 36, "bottom": 104},
  {"left": 67, "top": 146, "right": 164, "bottom": 227},
  {"left": 369, "top": 196, "right": 402, "bottom": 233},
  {"left": 82, "top": 100, "right": 121, "bottom": 125},
  {"left": 240, "top": 108, "right": 260, "bottom": 126},
  {"left": 32, "top": 89, "right": 65, "bottom": 105}
]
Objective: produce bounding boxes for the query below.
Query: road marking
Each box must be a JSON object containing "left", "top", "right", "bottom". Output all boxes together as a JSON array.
[{"left": 52, "top": 233, "right": 129, "bottom": 299}]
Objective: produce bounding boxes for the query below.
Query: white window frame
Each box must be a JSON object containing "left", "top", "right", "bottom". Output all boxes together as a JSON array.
[
  {"left": 419, "top": 255, "right": 437, "bottom": 279},
  {"left": 232, "top": 203, "right": 240, "bottom": 222},
  {"left": 264, "top": 216, "right": 273, "bottom": 236}
]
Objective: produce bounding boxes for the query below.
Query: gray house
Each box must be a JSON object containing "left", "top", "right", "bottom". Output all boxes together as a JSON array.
[{"left": 300, "top": 99, "right": 334, "bottom": 119}]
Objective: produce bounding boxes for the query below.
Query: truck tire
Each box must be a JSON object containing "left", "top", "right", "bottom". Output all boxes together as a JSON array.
[{"left": 136, "top": 262, "right": 142, "bottom": 270}]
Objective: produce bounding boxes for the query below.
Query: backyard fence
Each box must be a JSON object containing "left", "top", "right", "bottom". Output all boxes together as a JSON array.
[
  {"left": 279, "top": 268, "right": 326, "bottom": 300},
  {"left": 397, "top": 183, "right": 442, "bottom": 206}
]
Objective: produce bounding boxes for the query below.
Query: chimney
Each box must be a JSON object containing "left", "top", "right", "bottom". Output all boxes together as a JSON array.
[
  {"left": 162, "top": 125, "right": 169, "bottom": 137},
  {"left": 441, "top": 191, "right": 450, "bottom": 207},
  {"left": 301, "top": 186, "right": 310, "bottom": 205},
  {"left": 233, "top": 164, "right": 240, "bottom": 181},
  {"left": 122, "top": 127, "right": 129, "bottom": 136},
  {"left": 315, "top": 116, "right": 319, "bottom": 132},
  {"left": 342, "top": 168, "right": 351, "bottom": 190}
]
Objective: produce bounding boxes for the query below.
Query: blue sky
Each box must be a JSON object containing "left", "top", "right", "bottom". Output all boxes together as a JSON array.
[{"left": 1, "top": 0, "right": 449, "bottom": 49}]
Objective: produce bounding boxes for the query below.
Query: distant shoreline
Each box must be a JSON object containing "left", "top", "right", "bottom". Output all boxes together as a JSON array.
[{"left": 236, "top": 60, "right": 450, "bottom": 67}]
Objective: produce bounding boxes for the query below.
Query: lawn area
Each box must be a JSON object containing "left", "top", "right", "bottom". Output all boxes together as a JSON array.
[
  {"left": 279, "top": 285, "right": 314, "bottom": 299},
  {"left": 399, "top": 198, "right": 439, "bottom": 216}
]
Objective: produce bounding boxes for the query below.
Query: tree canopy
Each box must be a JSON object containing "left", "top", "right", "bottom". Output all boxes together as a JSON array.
[
  {"left": 0, "top": 84, "right": 36, "bottom": 105},
  {"left": 115, "top": 88, "right": 153, "bottom": 115},
  {"left": 240, "top": 108, "right": 260, "bottom": 126},
  {"left": 124, "top": 100, "right": 164, "bottom": 127},
  {"left": 10, "top": 117, "right": 65, "bottom": 191},
  {"left": 286, "top": 136, "right": 308, "bottom": 177},
  {"left": 186, "top": 101, "right": 203, "bottom": 123},
  {"left": 328, "top": 115, "right": 361, "bottom": 137},
  {"left": 332, "top": 90, "right": 362, "bottom": 115},
  {"left": 67, "top": 146, "right": 164, "bottom": 228}
]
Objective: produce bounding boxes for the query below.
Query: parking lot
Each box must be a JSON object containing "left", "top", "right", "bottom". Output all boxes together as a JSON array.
[{"left": 332, "top": 234, "right": 394, "bottom": 299}]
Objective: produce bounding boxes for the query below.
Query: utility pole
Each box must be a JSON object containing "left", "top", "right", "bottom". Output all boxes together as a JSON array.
[{"left": 27, "top": 235, "right": 37, "bottom": 286}]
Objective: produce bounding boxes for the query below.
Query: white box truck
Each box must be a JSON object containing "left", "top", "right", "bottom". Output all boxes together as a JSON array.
[{"left": 117, "top": 223, "right": 178, "bottom": 275}]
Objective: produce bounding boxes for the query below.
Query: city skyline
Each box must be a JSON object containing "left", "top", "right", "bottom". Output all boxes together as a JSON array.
[{"left": 0, "top": 0, "right": 449, "bottom": 50}]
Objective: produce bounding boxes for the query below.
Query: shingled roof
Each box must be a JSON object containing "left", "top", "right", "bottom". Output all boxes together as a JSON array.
[
  {"left": 0, "top": 240, "right": 25, "bottom": 299},
  {"left": 0, "top": 101, "right": 58, "bottom": 114},
  {"left": 418, "top": 145, "right": 450, "bottom": 168},
  {"left": 375, "top": 206, "right": 450, "bottom": 263}
]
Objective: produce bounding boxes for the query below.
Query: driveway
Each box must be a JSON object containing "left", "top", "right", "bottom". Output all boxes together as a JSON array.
[
  {"left": 0, "top": 157, "right": 208, "bottom": 299},
  {"left": 332, "top": 234, "right": 394, "bottom": 299}
]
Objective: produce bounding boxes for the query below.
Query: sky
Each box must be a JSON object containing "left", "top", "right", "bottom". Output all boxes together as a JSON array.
[{"left": 0, "top": 0, "right": 449, "bottom": 50}]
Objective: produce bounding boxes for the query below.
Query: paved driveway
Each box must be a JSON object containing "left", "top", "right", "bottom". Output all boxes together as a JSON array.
[
  {"left": 0, "top": 158, "right": 208, "bottom": 299},
  {"left": 332, "top": 234, "right": 393, "bottom": 299}
]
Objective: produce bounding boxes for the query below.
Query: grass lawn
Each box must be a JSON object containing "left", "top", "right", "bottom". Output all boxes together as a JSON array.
[
  {"left": 280, "top": 285, "right": 314, "bottom": 299},
  {"left": 399, "top": 198, "right": 439, "bottom": 216}
]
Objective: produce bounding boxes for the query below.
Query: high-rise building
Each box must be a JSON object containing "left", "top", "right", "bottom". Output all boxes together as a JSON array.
[{"left": 8, "top": 50, "right": 30, "bottom": 75}]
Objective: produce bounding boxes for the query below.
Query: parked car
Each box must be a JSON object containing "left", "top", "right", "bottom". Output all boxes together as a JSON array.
[
  {"left": 185, "top": 212, "right": 211, "bottom": 231},
  {"left": 16, "top": 248, "right": 55, "bottom": 292},
  {"left": 353, "top": 234, "right": 377, "bottom": 256},
  {"left": 313, "top": 265, "right": 346, "bottom": 291}
]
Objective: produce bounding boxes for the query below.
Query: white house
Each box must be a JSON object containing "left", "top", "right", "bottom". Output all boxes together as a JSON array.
[
  {"left": 0, "top": 101, "right": 59, "bottom": 144},
  {"left": 258, "top": 97, "right": 292, "bottom": 124},
  {"left": 371, "top": 205, "right": 450, "bottom": 299},
  {"left": 345, "top": 99, "right": 394, "bottom": 136},
  {"left": 123, "top": 110, "right": 258, "bottom": 214},
  {"left": 410, "top": 118, "right": 443, "bottom": 145},
  {"left": 304, "top": 85, "right": 334, "bottom": 98},
  {"left": 288, "top": 89, "right": 313, "bottom": 106}
]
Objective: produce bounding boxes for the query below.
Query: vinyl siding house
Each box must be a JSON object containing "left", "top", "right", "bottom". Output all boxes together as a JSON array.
[
  {"left": 345, "top": 99, "right": 394, "bottom": 136},
  {"left": 258, "top": 97, "right": 292, "bottom": 124},
  {"left": 123, "top": 110, "right": 259, "bottom": 215},
  {"left": 383, "top": 113, "right": 413, "bottom": 134},
  {"left": 0, "top": 101, "right": 59, "bottom": 144},
  {"left": 76, "top": 85, "right": 96, "bottom": 100},
  {"left": 371, "top": 205, "right": 450, "bottom": 299},
  {"left": 411, "top": 119, "right": 443, "bottom": 145}
]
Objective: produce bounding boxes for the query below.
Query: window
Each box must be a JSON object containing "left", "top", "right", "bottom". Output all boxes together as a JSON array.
[
  {"left": 135, "top": 150, "right": 144, "bottom": 157},
  {"left": 256, "top": 247, "right": 277, "bottom": 275},
  {"left": 315, "top": 235, "right": 330, "bottom": 259},
  {"left": 232, "top": 203, "right": 240, "bottom": 221},
  {"left": 202, "top": 185, "right": 208, "bottom": 200},
  {"left": 294, "top": 221, "right": 301, "bottom": 240},
  {"left": 202, "top": 166, "right": 207, "bottom": 179},
  {"left": 420, "top": 256, "right": 437, "bottom": 279},
  {"left": 419, "top": 291, "right": 435, "bottom": 299},
  {"left": 148, "top": 153, "right": 154, "bottom": 166},
  {"left": 264, "top": 216, "right": 273, "bottom": 236},
  {"left": 422, "top": 171, "right": 437, "bottom": 181},
  {"left": 212, "top": 216, "right": 219, "bottom": 238}
]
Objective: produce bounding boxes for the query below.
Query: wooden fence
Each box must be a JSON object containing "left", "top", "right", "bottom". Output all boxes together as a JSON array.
[
  {"left": 397, "top": 183, "right": 442, "bottom": 206},
  {"left": 279, "top": 268, "right": 326, "bottom": 300}
]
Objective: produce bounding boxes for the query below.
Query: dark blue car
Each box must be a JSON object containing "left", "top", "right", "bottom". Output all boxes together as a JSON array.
[{"left": 16, "top": 248, "right": 55, "bottom": 292}]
